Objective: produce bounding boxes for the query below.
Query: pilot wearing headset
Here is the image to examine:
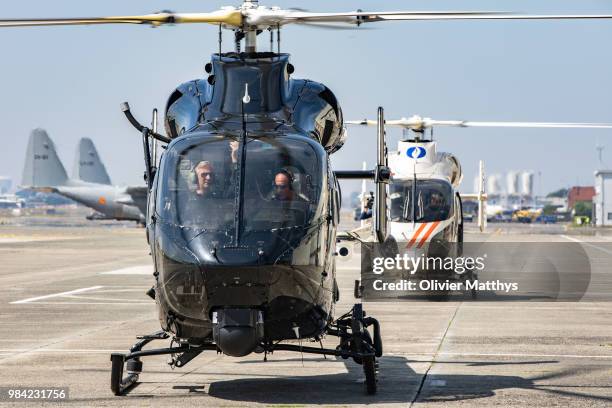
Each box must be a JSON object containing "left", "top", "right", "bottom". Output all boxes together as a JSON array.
[
  {"left": 193, "top": 160, "right": 218, "bottom": 198},
  {"left": 191, "top": 140, "right": 239, "bottom": 199},
  {"left": 270, "top": 169, "right": 309, "bottom": 202},
  {"left": 427, "top": 191, "right": 448, "bottom": 220}
]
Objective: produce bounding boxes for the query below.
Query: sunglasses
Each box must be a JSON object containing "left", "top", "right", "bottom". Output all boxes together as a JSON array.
[
  {"left": 199, "top": 172, "right": 213, "bottom": 178},
  {"left": 275, "top": 184, "right": 289, "bottom": 190}
]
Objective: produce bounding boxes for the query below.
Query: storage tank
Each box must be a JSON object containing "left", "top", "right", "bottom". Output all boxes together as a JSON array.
[
  {"left": 506, "top": 171, "right": 519, "bottom": 195},
  {"left": 520, "top": 171, "right": 534, "bottom": 197},
  {"left": 487, "top": 174, "right": 503, "bottom": 196}
]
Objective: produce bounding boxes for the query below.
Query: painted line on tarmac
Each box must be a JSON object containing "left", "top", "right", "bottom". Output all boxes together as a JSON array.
[
  {"left": 387, "top": 351, "right": 612, "bottom": 359},
  {"left": 9, "top": 301, "right": 151, "bottom": 306},
  {"left": 561, "top": 235, "right": 612, "bottom": 255},
  {"left": 64, "top": 295, "right": 150, "bottom": 302},
  {"left": 99, "top": 265, "right": 153, "bottom": 275},
  {"left": 0, "top": 236, "right": 81, "bottom": 244},
  {"left": 10, "top": 286, "right": 103, "bottom": 304},
  {"left": 0, "top": 349, "right": 125, "bottom": 354}
]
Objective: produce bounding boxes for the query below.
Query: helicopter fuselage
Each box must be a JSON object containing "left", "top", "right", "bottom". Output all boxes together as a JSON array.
[
  {"left": 388, "top": 140, "right": 464, "bottom": 262},
  {"left": 146, "top": 52, "right": 344, "bottom": 356}
]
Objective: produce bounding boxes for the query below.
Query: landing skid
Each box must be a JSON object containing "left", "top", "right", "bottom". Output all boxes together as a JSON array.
[{"left": 110, "top": 304, "right": 382, "bottom": 396}]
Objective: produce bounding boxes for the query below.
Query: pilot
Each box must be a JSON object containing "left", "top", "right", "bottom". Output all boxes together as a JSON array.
[
  {"left": 270, "top": 169, "right": 308, "bottom": 202},
  {"left": 193, "top": 160, "right": 217, "bottom": 198},
  {"left": 358, "top": 191, "right": 374, "bottom": 220},
  {"left": 427, "top": 191, "right": 446, "bottom": 220},
  {"left": 193, "top": 140, "right": 239, "bottom": 198}
]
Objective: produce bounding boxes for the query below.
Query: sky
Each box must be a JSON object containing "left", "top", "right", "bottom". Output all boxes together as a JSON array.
[{"left": 1, "top": 0, "right": 612, "bottom": 197}]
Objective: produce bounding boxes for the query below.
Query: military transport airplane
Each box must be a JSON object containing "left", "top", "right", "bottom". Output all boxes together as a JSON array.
[{"left": 21, "top": 128, "right": 146, "bottom": 224}]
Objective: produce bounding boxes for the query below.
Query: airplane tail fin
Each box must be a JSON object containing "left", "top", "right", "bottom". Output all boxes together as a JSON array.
[
  {"left": 72, "top": 138, "right": 111, "bottom": 185},
  {"left": 21, "top": 128, "right": 68, "bottom": 187}
]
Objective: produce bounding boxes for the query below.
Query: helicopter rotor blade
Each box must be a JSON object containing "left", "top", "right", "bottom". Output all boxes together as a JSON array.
[
  {"left": 447, "top": 121, "right": 612, "bottom": 129},
  {"left": 2, "top": 2, "right": 612, "bottom": 41},
  {"left": 348, "top": 117, "right": 612, "bottom": 130},
  {"left": 261, "top": 10, "right": 612, "bottom": 26},
  {"left": 0, "top": 10, "right": 243, "bottom": 28},
  {"left": 3, "top": 6, "right": 612, "bottom": 32},
  {"left": 346, "top": 119, "right": 377, "bottom": 126},
  {"left": 294, "top": 22, "right": 373, "bottom": 30}
]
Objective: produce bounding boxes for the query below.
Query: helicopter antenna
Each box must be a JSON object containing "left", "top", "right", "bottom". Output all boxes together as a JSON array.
[
  {"left": 218, "top": 23, "right": 222, "bottom": 56},
  {"left": 234, "top": 83, "right": 251, "bottom": 246},
  {"left": 243, "top": 84, "right": 251, "bottom": 104},
  {"left": 277, "top": 24, "right": 281, "bottom": 54},
  {"left": 269, "top": 27, "right": 273, "bottom": 52},
  {"left": 234, "top": 31, "right": 242, "bottom": 53}
]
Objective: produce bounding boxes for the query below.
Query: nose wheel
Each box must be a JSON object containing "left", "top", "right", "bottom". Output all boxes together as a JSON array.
[
  {"left": 362, "top": 354, "right": 378, "bottom": 394},
  {"left": 350, "top": 303, "right": 379, "bottom": 394}
]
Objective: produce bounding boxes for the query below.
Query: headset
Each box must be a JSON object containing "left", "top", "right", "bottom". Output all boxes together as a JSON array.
[
  {"left": 192, "top": 160, "right": 215, "bottom": 187},
  {"left": 273, "top": 168, "right": 294, "bottom": 191}
]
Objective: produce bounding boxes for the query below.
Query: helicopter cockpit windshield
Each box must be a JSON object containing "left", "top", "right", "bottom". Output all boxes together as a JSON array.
[
  {"left": 157, "top": 134, "right": 324, "bottom": 240},
  {"left": 390, "top": 179, "right": 453, "bottom": 223}
]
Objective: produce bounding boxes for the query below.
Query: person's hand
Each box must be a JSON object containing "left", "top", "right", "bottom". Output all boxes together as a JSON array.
[{"left": 230, "top": 140, "right": 239, "bottom": 163}]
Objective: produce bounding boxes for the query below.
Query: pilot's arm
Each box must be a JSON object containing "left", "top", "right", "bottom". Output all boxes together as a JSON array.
[
  {"left": 359, "top": 208, "right": 373, "bottom": 220},
  {"left": 230, "top": 140, "right": 239, "bottom": 164}
]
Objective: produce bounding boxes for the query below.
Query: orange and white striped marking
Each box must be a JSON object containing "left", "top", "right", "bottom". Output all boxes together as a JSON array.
[{"left": 405, "top": 221, "right": 441, "bottom": 249}]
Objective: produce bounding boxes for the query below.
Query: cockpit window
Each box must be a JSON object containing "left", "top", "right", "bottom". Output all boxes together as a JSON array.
[
  {"left": 157, "top": 136, "right": 236, "bottom": 231},
  {"left": 157, "top": 134, "right": 323, "bottom": 235},
  {"left": 390, "top": 179, "right": 453, "bottom": 222},
  {"left": 242, "top": 137, "right": 322, "bottom": 232}
]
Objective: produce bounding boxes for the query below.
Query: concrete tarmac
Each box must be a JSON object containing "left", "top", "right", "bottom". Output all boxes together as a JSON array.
[{"left": 0, "top": 221, "right": 610, "bottom": 407}]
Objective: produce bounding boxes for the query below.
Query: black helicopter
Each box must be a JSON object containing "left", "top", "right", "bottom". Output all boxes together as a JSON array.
[
  {"left": 118, "top": 55, "right": 389, "bottom": 395},
  {"left": 3, "top": 0, "right": 612, "bottom": 397}
]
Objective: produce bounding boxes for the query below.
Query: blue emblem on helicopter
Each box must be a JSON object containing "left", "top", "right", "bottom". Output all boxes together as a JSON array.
[{"left": 407, "top": 146, "right": 426, "bottom": 159}]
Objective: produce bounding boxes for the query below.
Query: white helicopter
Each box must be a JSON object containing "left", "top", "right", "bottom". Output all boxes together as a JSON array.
[
  {"left": 345, "top": 114, "right": 612, "bottom": 249},
  {"left": 338, "top": 114, "right": 612, "bottom": 299}
]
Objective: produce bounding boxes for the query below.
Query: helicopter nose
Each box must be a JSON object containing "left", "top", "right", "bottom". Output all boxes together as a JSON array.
[{"left": 212, "top": 308, "right": 264, "bottom": 357}]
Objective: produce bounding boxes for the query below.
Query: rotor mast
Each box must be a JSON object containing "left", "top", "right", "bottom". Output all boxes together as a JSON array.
[{"left": 242, "top": 0, "right": 259, "bottom": 53}]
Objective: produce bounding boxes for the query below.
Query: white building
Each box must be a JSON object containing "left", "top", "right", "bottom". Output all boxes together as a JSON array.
[{"left": 594, "top": 170, "right": 612, "bottom": 226}]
